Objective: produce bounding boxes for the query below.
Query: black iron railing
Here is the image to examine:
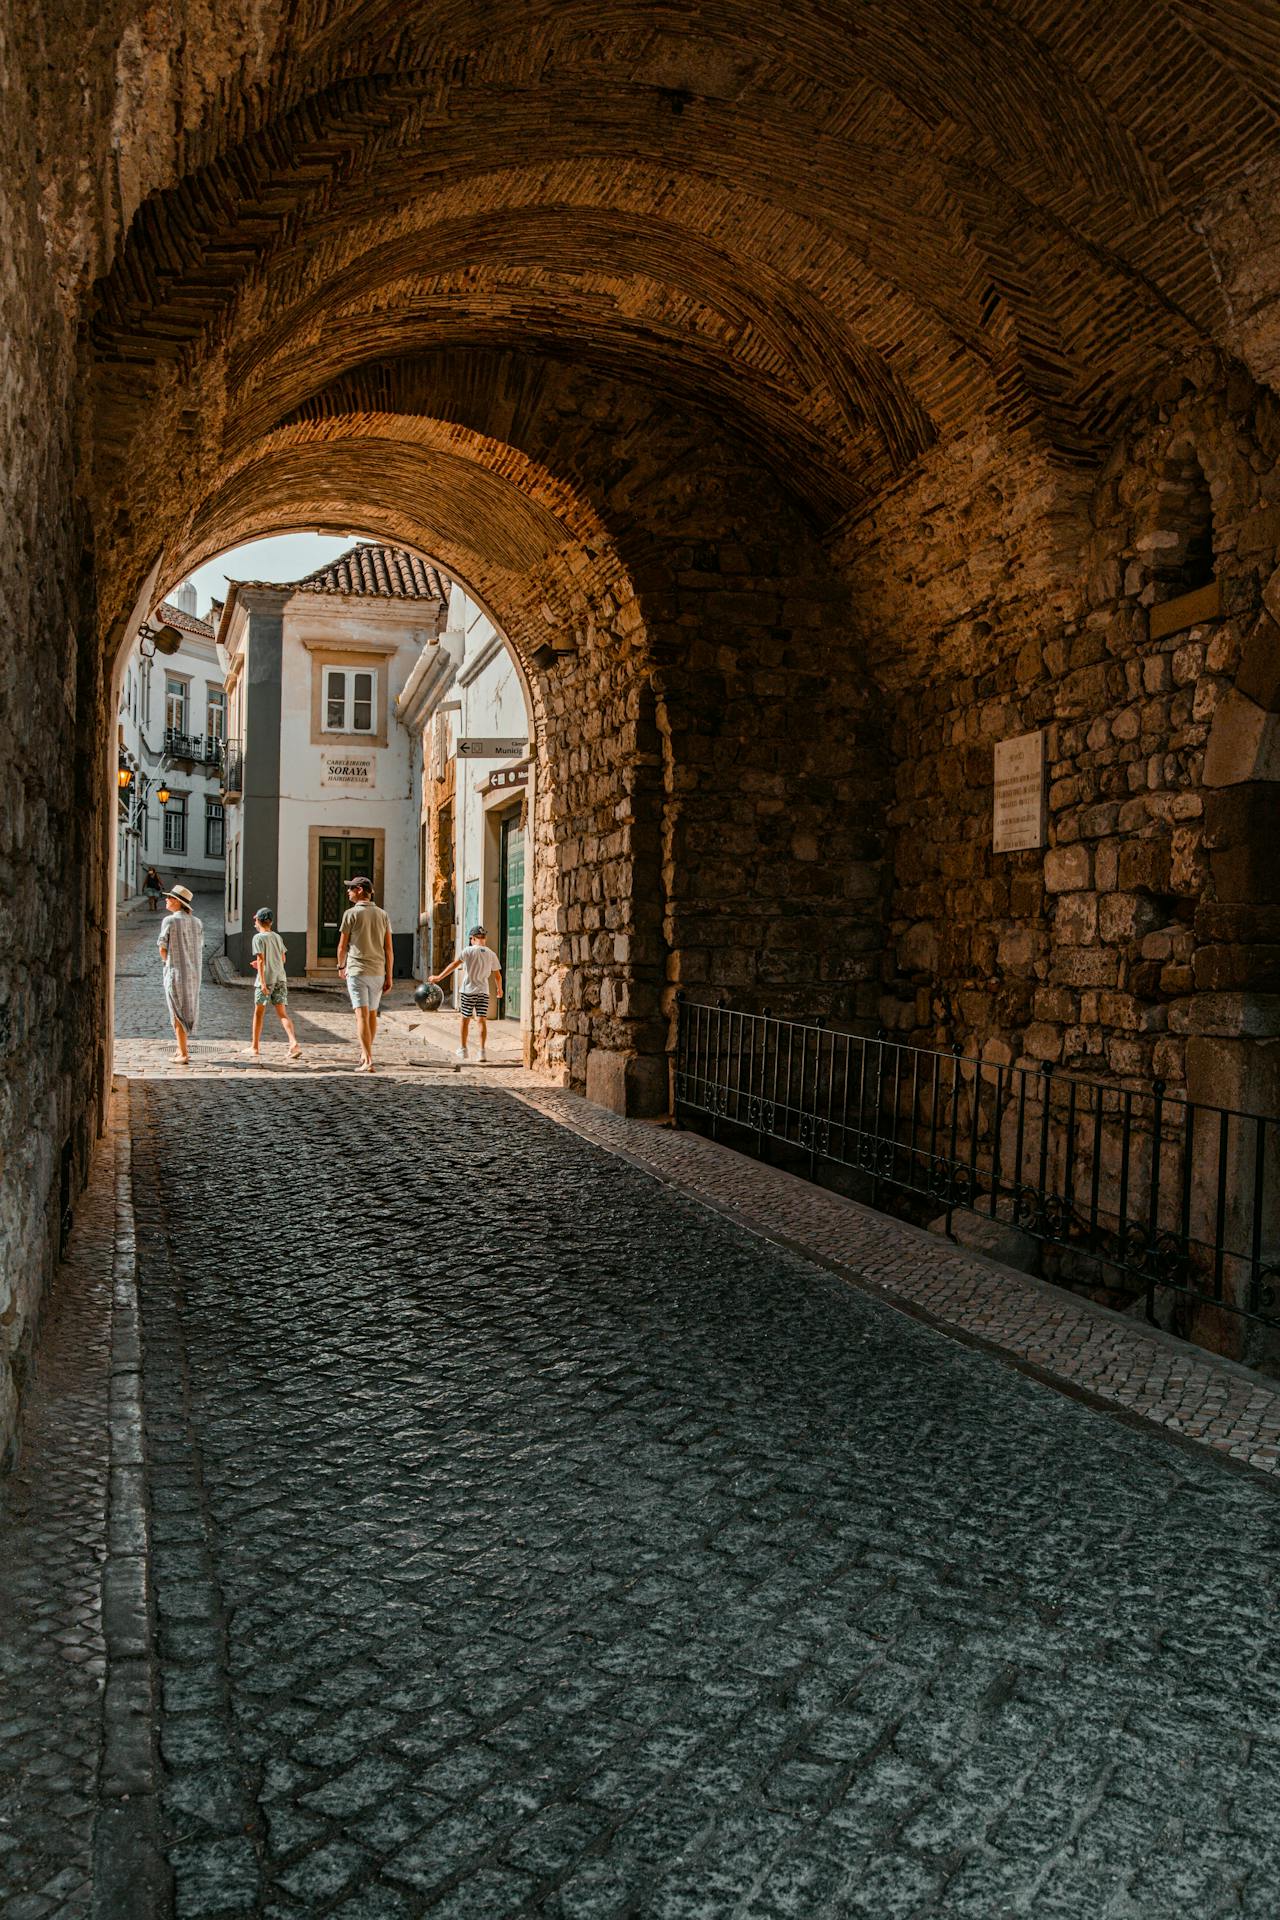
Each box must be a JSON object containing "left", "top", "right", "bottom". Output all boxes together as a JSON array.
[
  {"left": 164, "top": 728, "right": 223, "bottom": 765},
  {"left": 220, "top": 741, "right": 244, "bottom": 796},
  {"left": 674, "top": 998, "right": 1280, "bottom": 1332}
]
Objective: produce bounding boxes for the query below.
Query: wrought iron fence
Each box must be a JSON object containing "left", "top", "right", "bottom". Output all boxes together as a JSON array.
[
  {"left": 674, "top": 997, "right": 1280, "bottom": 1333},
  {"left": 163, "top": 727, "right": 223, "bottom": 765}
]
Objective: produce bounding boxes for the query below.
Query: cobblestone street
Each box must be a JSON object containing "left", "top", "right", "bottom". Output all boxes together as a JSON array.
[{"left": 5, "top": 911, "right": 1280, "bottom": 1917}]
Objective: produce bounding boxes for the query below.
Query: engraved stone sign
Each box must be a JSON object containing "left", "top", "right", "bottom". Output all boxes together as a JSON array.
[
  {"left": 993, "top": 730, "right": 1046, "bottom": 852},
  {"left": 322, "top": 753, "right": 374, "bottom": 789}
]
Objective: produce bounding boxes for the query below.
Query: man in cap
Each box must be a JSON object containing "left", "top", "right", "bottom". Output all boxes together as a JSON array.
[{"left": 336, "top": 875, "right": 394, "bottom": 1072}]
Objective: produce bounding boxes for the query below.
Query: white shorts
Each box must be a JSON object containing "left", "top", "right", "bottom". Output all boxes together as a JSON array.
[{"left": 346, "top": 973, "right": 384, "bottom": 1011}]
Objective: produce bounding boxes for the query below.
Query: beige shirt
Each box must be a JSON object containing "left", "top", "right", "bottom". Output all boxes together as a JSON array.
[{"left": 340, "top": 901, "right": 391, "bottom": 975}]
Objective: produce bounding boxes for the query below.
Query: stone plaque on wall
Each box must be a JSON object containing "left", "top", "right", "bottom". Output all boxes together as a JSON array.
[
  {"left": 322, "top": 753, "right": 375, "bottom": 789},
  {"left": 993, "top": 731, "right": 1046, "bottom": 852}
]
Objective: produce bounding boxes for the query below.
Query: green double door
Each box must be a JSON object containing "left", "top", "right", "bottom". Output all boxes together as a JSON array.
[
  {"left": 498, "top": 811, "right": 525, "bottom": 1020},
  {"left": 318, "top": 837, "right": 375, "bottom": 961}
]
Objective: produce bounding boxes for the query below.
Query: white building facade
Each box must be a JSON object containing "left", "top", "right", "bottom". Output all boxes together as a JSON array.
[
  {"left": 218, "top": 546, "right": 447, "bottom": 976},
  {"left": 398, "top": 584, "right": 534, "bottom": 1035},
  {"left": 116, "top": 587, "right": 227, "bottom": 902}
]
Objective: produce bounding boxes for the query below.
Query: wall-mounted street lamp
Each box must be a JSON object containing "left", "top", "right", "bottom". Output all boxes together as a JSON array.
[
  {"left": 156, "top": 784, "right": 171, "bottom": 806},
  {"left": 137, "top": 618, "right": 184, "bottom": 659},
  {"left": 117, "top": 764, "right": 134, "bottom": 791},
  {"left": 531, "top": 640, "right": 577, "bottom": 672}
]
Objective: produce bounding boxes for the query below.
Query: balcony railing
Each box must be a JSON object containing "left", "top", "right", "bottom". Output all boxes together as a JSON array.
[
  {"left": 674, "top": 997, "right": 1280, "bottom": 1334},
  {"left": 220, "top": 741, "right": 244, "bottom": 797},
  {"left": 163, "top": 727, "right": 224, "bottom": 766}
]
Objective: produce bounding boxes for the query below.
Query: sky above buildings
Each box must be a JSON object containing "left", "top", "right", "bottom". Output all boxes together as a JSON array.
[{"left": 184, "top": 533, "right": 368, "bottom": 620}]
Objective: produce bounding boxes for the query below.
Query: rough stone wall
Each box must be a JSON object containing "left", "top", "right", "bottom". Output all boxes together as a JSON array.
[
  {"left": 0, "top": 0, "right": 110, "bottom": 1463},
  {"left": 844, "top": 356, "right": 1280, "bottom": 1104},
  {"left": 651, "top": 540, "right": 886, "bottom": 1029},
  {"left": 511, "top": 388, "right": 890, "bottom": 1113}
]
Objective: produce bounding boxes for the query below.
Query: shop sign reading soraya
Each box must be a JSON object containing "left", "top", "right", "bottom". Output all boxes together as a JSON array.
[{"left": 322, "top": 753, "right": 376, "bottom": 789}]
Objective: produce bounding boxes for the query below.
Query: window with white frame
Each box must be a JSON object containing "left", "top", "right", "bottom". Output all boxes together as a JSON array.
[
  {"left": 165, "top": 676, "right": 188, "bottom": 732},
  {"left": 206, "top": 686, "right": 225, "bottom": 740},
  {"left": 205, "top": 799, "right": 225, "bottom": 859},
  {"left": 323, "top": 667, "right": 376, "bottom": 735},
  {"left": 163, "top": 794, "right": 187, "bottom": 854}
]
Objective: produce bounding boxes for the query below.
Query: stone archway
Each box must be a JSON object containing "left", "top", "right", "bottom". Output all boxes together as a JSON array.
[
  {"left": 7, "top": 0, "right": 1280, "bottom": 1452},
  {"left": 108, "top": 357, "right": 887, "bottom": 1116},
  {"left": 119, "top": 417, "right": 677, "bottom": 1112}
]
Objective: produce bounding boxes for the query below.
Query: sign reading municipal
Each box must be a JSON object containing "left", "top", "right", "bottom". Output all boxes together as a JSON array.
[
  {"left": 993, "top": 731, "right": 1046, "bottom": 852},
  {"left": 456, "top": 737, "right": 528, "bottom": 759}
]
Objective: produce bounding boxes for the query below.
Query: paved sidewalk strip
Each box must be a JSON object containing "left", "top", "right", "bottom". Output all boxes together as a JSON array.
[
  {"left": 0, "top": 1102, "right": 123, "bottom": 1917},
  {"left": 513, "top": 1088, "right": 1280, "bottom": 1482}
]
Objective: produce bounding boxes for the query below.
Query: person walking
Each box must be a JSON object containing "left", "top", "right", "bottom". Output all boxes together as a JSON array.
[
  {"left": 336, "top": 875, "right": 393, "bottom": 1073},
  {"left": 431, "top": 925, "right": 502, "bottom": 1063},
  {"left": 157, "top": 884, "right": 203, "bottom": 1065},
  {"left": 143, "top": 865, "right": 163, "bottom": 912},
  {"left": 249, "top": 908, "right": 302, "bottom": 1060}
]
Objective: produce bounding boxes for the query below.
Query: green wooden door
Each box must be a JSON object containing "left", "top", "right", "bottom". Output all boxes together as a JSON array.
[
  {"left": 498, "top": 810, "right": 525, "bottom": 1020},
  {"left": 318, "top": 837, "right": 375, "bottom": 960}
]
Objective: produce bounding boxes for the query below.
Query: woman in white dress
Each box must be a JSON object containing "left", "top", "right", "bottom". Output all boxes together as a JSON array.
[{"left": 157, "top": 884, "right": 203, "bottom": 1064}]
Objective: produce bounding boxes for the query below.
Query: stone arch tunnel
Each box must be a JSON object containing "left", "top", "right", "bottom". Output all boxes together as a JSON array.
[
  {"left": 13, "top": 12, "right": 1280, "bottom": 1919},
  {"left": 5, "top": 0, "right": 1280, "bottom": 1453}
]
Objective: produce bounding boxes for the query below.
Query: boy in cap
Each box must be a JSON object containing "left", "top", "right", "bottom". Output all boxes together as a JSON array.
[
  {"left": 431, "top": 926, "right": 503, "bottom": 1062},
  {"left": 249, "top": 909, "right": 302, "bottom": 1060},
  {"left": 336, "top": 875, "right": 393, "bottom": 1072}
]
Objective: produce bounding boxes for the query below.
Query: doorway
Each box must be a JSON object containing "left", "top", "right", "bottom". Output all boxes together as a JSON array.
[
  {"left": 317, "top": 836, "right": 375, "bottom": 961},
  {"left": 498, "top": 806, "right": 525, "bottom": 1020}
]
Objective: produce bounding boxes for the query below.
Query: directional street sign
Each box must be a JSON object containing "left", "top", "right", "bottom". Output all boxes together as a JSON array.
[{"left": 456, "top": 737, "right": 529, "bottom": 758}]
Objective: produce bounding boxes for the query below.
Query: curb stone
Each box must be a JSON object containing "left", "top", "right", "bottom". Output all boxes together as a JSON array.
[{"left": 92, "top": 1102, "right": 168, "bottom": 1920}]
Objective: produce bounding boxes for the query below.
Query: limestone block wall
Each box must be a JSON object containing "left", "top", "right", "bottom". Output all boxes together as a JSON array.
[
  {"left": 530, "top": 572, "right": 666, "bottom": 1103},
  {"left": 845, "top": 358, "right": 1280, "bottom": 1104},
  {"left": 521, "top": 415, "right": 890, "bottom": 1115},
  {"left": 653, "top": 546, "right": 886, "bottom": 1026},
  {"left": 0, "top": 22, "right": 110, "bottom": 1464}
]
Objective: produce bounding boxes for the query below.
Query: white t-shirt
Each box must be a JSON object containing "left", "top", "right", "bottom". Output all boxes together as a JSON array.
[{"left": 457, "top": 944, "right": 501, "bottom": 993}]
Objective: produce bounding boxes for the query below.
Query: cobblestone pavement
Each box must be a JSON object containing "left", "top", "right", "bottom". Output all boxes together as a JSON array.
[
  {"left": 515, "top": 1091, "right": 1280, "bottom": 1482},
  {"left": 123, "top": 1067, "right": 1280, "bottom": 1920},
  {"left": 118, "top": 903, "right": 1280, "bottom": 1478},
  {"left": 5, "top": 908, "right": 1280, "bottom": 1916}
]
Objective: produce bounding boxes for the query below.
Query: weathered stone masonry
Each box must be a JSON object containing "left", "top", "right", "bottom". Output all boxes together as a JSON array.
[
  {"left": 0, "top": 2, "right": 113, "bottom": 1464},
  {"left": 849, "top": 360, "right": 1280, "bottom": 1134}
]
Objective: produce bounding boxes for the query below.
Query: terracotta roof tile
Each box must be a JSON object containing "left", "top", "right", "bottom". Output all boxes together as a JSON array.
[
  {"left": 291, "top": 543, "right": 450, "bottom": 602},
  {"left": 156, "top": 600, "right": 215, "bottom": 637}
]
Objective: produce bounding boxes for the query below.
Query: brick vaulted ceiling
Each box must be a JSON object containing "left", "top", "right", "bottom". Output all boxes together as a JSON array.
[{"left": 75, "top": 0, "right": 1280, "bottom": 621}]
